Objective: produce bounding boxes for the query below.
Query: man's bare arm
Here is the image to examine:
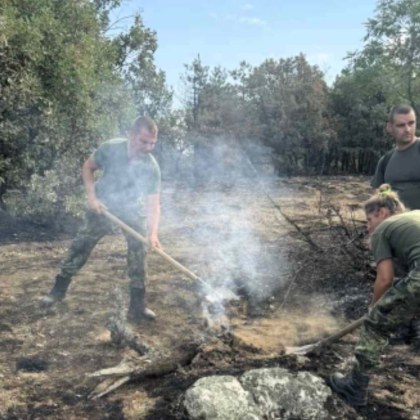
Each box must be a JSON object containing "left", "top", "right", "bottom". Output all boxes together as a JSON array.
[
  {"left": 82, "top": 157, "right": 103, "bottom": 213},
  {"left": 146, "top": 193, "right": 161, "bottom": 248}
]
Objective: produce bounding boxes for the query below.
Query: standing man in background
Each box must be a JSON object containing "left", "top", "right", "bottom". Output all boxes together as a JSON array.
[
  {"left": 42, "top": 116, "right": 161, "bottom": 323},
  {"left": 371, "top": 104, "right": 420, "bottom": 210}
]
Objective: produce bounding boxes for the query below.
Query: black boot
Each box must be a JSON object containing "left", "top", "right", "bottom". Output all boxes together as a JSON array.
[
  {"left": 390, "top": 319, "right": 413, "bottom": 345},
  {"left": 41, "top": 274, "right": 71, "bottom": 307},
  {"left": 329, "top": 368, "right": 370, "bottom": 407},
  {"left": 127, "top": 287, "right": 156, "bottom": 323}
]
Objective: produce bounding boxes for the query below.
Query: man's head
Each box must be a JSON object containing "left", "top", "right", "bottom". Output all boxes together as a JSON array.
[
  {"left": 128, "top": 116, "right": 158, "bottom": 158},
  {"left": 387, "top": 104, "right": 417, "bottom": 148}
]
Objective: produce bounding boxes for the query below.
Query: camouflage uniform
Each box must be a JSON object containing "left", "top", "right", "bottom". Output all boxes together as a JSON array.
[
  {"left": 47, "top": 137, "right": 160, "bottom": 301},
  {"left": 355, "top": 266, "right": 420, "bottom": 372},
  {"left": 60, "top": 210, "right": 147, "bottom": 290},
  {"left": 329, "top": 211, "right": 420, "bottom": 406}
]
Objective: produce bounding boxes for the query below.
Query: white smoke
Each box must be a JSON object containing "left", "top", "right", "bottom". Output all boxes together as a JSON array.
[{"left": 161, "top": 138, "right": 289, "bottom": 328}]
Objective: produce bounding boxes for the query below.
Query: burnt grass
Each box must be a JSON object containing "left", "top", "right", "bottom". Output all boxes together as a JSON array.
[{"left": 1, "top": 176, "right": 420, "bottom": 419}]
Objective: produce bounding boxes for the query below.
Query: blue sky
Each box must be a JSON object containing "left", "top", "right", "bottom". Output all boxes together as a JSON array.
[{"left": 111, "top": 0, "right": 378, "bottom": 101}]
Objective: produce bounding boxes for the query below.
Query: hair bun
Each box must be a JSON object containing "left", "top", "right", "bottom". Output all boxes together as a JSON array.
[{"left": 378, "top": 184, "right": 392, "bottom": 195}]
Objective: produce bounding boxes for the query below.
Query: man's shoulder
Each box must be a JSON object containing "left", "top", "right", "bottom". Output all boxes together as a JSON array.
[
  {"left": 393, "top": 139, "right": 420, "bottom": 156},
  {"left": 382, "top": 148, "right": 396, "bottom": 162},
  {"left": 371, "top": 148, "right": 394, "bottom": 187},
  {"left": 378, "top": 142, "right": 417, "bottom": 169},
  {"left": 93, "top": 138, "right": 128, "bottom": 166},
  {"left": 95, "top": 137, "right": 128, "bottom": 157},
  {"left": 101, "top": 137, "right": 128, "bottom": 147}
]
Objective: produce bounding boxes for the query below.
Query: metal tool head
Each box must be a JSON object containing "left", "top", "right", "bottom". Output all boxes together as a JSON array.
[{"left": 285, "top": 343, "right": 319, "bottom": 356}]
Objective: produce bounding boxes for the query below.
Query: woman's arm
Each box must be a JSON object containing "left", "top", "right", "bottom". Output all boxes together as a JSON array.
[{"left": 371, "top": 258, "right": 394, "bottom": 305}]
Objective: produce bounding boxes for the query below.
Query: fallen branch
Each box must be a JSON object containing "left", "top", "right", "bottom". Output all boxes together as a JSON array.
[
  {"left": 106, "top": 316, "right": 150, "bottom": 355},
  {"left": 90, "top": 376, "right": 131, "bottom": 400},
  {"left": 88, "top": 342, "right": 201, "bottom": 399}
]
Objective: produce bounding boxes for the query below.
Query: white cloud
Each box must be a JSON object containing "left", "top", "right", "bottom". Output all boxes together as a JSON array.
[
  {"left": 242, "top": 3, "right": 254, "bottom": 10},
  {"left": 224, "top": 14, "right": 268, "bottom": 27},
  {"left": 210, "top": 10, "right": 268, "bottom": 28},
  {"left": 238, "top": 16, "right": 267, "bottom": 27}
]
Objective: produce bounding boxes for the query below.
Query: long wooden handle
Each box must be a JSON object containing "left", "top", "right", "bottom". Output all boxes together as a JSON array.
[
  {"left": 315, "top": 316, "right": 366, "bottom": 348},
  {"left": 286, "top": 315, "right": 366, "bottom": 355},
  {"left": 102, "top": 209, "right": 208, "bottom": 288}
]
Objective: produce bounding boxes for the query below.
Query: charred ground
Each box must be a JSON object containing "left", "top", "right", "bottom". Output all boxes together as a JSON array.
[{"left": 1, "top": 176, "right": 420, "bottom": 419}]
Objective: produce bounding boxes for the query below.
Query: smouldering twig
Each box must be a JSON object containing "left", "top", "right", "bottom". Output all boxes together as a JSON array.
[
  {"left": 241, "top": 149, "right": 323, "bottom": 252},
  {"left": 278, "top": 266, "right": 304, "bottom": 310}
]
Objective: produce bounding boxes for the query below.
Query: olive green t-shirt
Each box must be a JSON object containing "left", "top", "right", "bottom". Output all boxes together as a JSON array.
[
  {"left": 371, "top": 140, "right": 420, "bottom": 210},
  {"left": 371, "top": 210, "right": 420, "bottom": 269},
  {"left": 92, "top": 138, "right": 161, "bottom": 213}
]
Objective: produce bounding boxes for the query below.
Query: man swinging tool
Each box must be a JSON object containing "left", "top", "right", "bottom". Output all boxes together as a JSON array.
[
  {"left": 41, "top": 116, "right": 161, "bottom": 323},
  {"left": 328, "top": 184, "right": 420, "bottom": 406}
]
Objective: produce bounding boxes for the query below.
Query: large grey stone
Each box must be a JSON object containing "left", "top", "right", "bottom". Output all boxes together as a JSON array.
[
  {"left": 240, "top": 367, "right": 332, "bottom": 419},
  {"left": 183, "top": 375, "right": 261, "bottom": 420}
]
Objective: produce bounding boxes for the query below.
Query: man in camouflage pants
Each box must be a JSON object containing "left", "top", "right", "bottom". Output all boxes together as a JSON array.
[
  {"left": 329, "top": 185, "right": 420, "bottom": 407},
  {"left": 42, "top": 116, "right": 161, "bottom": 323}
]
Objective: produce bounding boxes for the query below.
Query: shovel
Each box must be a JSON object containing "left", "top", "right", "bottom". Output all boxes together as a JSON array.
[
  {"left": 102, "top": 209, "right": 226, "bottom": 303},
  {"left": 285, "top": 315, "right": 366, "bottom": 355}
]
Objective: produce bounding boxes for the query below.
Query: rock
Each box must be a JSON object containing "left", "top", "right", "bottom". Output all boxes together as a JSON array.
[
  {"left": 183, "top": 368, "right": 332, "bottom": 420},
  {"left": 240, "top": 368, "right": 332, "bottom": 419},
  {"left": 183, "top": 375, "right": 261, "bottom": 420}
]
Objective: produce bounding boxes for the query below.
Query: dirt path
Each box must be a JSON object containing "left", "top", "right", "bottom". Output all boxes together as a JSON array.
[{"left": 1, "top": 177, "right": 419, "bottom": 419}]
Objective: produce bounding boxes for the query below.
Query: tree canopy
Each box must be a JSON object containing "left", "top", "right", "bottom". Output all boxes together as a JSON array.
[{"left": 1, "top": 0, "right": 419, "bottom": 222}]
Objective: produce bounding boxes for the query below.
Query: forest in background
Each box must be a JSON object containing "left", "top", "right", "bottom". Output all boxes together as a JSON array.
[{"left": 1, "top": 0, "right": 420, "bottom": 222}]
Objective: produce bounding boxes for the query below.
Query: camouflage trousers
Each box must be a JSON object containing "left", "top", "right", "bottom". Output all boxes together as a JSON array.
[
  {"left": 355, "top": 266, "right": 420, "bottom": 372},
  {"left": 59, "top": 210, "right": 147, "bottom": 290}
]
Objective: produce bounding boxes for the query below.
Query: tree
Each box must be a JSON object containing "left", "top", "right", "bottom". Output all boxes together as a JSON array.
[
  {"left": 181, "top": 54, "right": 209, "bottom": 132},
  {"left": 349, "top": 0, "right": 420, "bottom": 113},
  {"left": 326, "top": 0, "right": 420, "bottom": 175},
  {"left": 114, "top": 14, "right": 173, "bottom": 121},
  {"left": 0, "top": 0, "right": 170, "bottom": 222},
  {"left": 243, "top": 54, "right": 334, "bottom": 174},
  {"left": 329, "top": 65, "right": 396, "bottom": 174}
]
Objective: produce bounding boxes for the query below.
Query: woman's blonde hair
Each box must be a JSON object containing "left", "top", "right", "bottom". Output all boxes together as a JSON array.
[{"left": 364, "top": 184, "right": 406, "bottom": 215}]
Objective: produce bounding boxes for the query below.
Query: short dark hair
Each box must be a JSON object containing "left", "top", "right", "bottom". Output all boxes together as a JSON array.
[
  {"left": 388, "top": 104, "right": 415, "bottom": 123},
  {"left": 130, "top": 116, "right": 158, "bottom": 135}
]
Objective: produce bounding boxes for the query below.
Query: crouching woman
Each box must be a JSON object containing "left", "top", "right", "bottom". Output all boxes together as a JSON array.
[{"left": 329, "top": 184, "right": 420, "bottom": 406}]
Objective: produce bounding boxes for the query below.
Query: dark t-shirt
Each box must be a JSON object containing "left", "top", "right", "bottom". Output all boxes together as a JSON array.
[
  {"left": 371, "top": 210, "right": 420, "bottom": 270},
  {"left": 92, "top": 138, "right": 161, "bottom": 214},
  {"left": 371, "top": 140, "right": 420, "bottom": 210}
]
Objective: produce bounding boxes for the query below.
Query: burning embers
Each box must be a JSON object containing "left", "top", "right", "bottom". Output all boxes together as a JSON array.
[
  {"left": 201, "top": 300, "right": 229, "bottom": 332},
  {"left": 201, "top": 285, "right": 238, "bottom": 333}
]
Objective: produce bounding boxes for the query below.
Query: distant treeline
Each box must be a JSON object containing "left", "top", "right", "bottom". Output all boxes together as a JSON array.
[{"left": 1, "top": 0, "right": 419, "bottom": 220}]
